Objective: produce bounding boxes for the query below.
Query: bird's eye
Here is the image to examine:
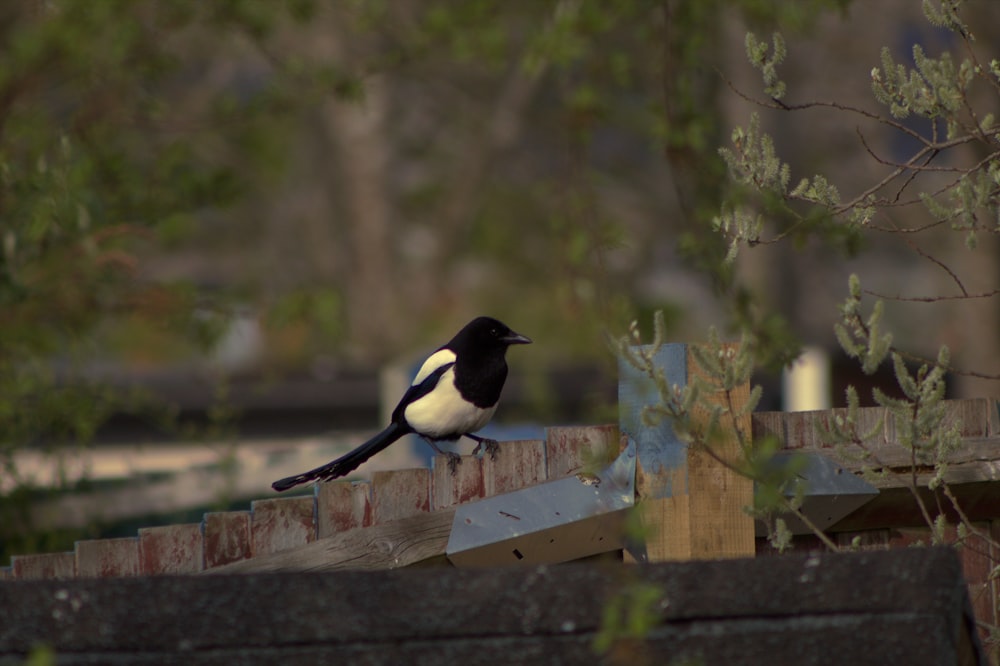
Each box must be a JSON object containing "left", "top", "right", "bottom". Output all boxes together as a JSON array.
[{"left": 490, "top": 328, "right": 499, "bottom": 336}]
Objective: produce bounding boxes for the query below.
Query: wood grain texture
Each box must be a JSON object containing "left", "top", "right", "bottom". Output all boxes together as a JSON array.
[
  {"left": 750, "top": 410, "right": 785, "bottom": 444},
  {"left": 139, "top": 523, "right": 204, "bottom": 575},
  {"left": 316, "top": 481, "right": 372, "bottom": 538},
  {"left": 203, "top": 511, "right": 251, "bottom": 569},
  {"left": 372, "top": 468, "right": 431, "bottom": 524},
  {"left": 11, "top": 552, "right": 75, "bottom": 580},
  {"left": 251, "top": 497, "right": 316, "bottom": 557},
  {"left": 685, "top": 343, "right": 755, "bottom": 559},
  {"left": 205, "top": 507, "right": 456, "bottom": 574},
  {"left": 432, "top": 455, "right": 484, "bottom": 509},
  {"left": 545, "top": 425, "right": 620, "bottom": 479},
  {"left": 75, "top": 537, "right": 140, "bottom": 578},
  {"left": 482, "top": 439, "right": 546, "bottom": 497},
  {"left": 622, "top": 343, "right": 754, "bottom": 562}
]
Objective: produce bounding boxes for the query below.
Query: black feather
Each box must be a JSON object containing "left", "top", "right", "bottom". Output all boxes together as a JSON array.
[{"left": 271, "top": 421, "right": 410, "bottom": 492}]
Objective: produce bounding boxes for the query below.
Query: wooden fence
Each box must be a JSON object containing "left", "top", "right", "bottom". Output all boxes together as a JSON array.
[
  {"left": 0, "top": 424, "right": 621, "bottom": 579},
  {"left": 2, "top": 352, "right": 999, "bottom": 581},
  {"left": 2, "top": 343, "right": 1000, "bottom": 657}
]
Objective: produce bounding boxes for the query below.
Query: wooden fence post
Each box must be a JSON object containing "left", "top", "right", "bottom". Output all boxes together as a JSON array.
[{"left": 619, "top": 342, "right": 755, "bottom": 561}]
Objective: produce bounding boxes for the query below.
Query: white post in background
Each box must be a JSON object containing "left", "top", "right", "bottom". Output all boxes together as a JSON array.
[{"left": 782, "top": 346, "right": 831, "bottom": 412}]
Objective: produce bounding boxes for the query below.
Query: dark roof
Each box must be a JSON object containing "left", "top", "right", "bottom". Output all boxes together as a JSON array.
[{"left": 0, "top": 547, "right": 983, "bottom": 665}]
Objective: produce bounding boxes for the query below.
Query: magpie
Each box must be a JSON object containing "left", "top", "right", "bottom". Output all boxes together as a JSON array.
[{"left": 272, "top": 316, "right": 531, "bottom": 492}]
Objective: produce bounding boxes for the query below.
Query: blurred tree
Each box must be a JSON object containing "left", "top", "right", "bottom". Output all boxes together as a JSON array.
[
  {"left": 0, "top": 0, "right": 852, "bottom": 557},
  {"left": 0, "top": 0, "right": 320, "bottom": 557},
  {"left": 715, "top": 0, "right": 1000, "bottom": 391},
  {"left": 202, "top": 0, "right": 850, "bottom": 362}
]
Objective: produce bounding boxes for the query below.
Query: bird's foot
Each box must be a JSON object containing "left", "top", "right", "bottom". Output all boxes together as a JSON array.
[
  {"left": 444, "top": 451, "right": 462, "bottom": 474},
  {"left": 471, "top": 438, "right": 500, "bottom": 460}
]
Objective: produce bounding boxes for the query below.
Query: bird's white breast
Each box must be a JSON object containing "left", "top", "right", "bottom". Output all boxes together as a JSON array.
[{"left": 404, "top": 364, "right": 496, "bottom": 438}]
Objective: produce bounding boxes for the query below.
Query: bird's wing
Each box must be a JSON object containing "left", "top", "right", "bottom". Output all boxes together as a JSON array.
[
  {"left": 391, "top": 354, "right": 457, "bottom": 422},
  {"left": 411, "top": 348, "right": 457, "bottom": 384}
]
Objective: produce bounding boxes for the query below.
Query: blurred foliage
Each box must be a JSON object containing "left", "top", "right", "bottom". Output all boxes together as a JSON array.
[
  {"left": 1, "top": 0, "right": 851, "bottom": 559},
  {"left": 0, "top": 0, "right": 316, "bottom": 558}
]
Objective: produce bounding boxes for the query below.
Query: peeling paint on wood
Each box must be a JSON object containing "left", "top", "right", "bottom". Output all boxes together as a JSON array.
[
  {"left": 317, "top": 481, "right": 372, "bottom": 538},
  {"left": 545, "top": 425, "right": 620, "bottom": 479},
  {"left": 11, "top": 552, "right": 75, "bottom": 581},
  {"left": 75, "top": 538, "right": 140, "bottom": 578},
  {"left": 371, "top": 469, "right": 431, "bottom": 524},
  {"left": 251, "top": 497, "right": 316, "bottom": 557},
  {"left": 482, "top": 439, "right": 546, "bottom": 497},
  {"left": 139, "top": 523, "right": 203, "bottom": 575},
  {"left": 204, "top": 511, "right": 252, "bottom": 569},
  {"left": 432, "top": 456, "right": 484, "bottom": 509}
]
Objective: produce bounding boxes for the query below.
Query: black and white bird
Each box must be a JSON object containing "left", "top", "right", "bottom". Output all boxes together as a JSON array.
[{"left": 272, "top": 316, "right": 531, "bottom": 492}]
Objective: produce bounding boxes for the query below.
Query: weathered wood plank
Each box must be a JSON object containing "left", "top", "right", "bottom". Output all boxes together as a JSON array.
[
  {"left": 371, "top": 468, "right": 431, "bottom": 524},
  {"left": 10, "top": 552, "right": 75, "bottom": 580},
  {"left": 757, "top": 406, "right": 891, "bottom": 450},
  {"left": 205, "top": 507, "right": 456, "bottom": 574},
  {"left": 750, "top": 410, "right": 785, "bottom": 443},
  {"left": 316, "top": 481, "right": 371, "bottom": 538},
  {"left": 139, "top": 523, "right": 204, "bottom": 575},
  {"left": 203, "top": 511, "right": 251, "bottom": 569},
  {"left": 686, "top": 344, "right": 755, "bottom": 559},
  {"left": 943, "top": 399, "right": 999, "bottom": 438},
  {"left": 812, "top": 437, "right": 1000, "bottom": 488},
  {"left": 545, "top": 425, "right": 619, "bottom": 479},
  {"left": 251, "top": 497, "right": 316, "bottom": 557},
  {"left": 482, "top": 439, "right": 546, "bottom": 497},
  {"left": 619, "top": 343, "right": 754, "bottom": 562},
  {"left": 75, "top": 537, "right": 140, "bottom": 578},
  {"left": 432, "top": 455, "right": 484, "bottom": 509}
]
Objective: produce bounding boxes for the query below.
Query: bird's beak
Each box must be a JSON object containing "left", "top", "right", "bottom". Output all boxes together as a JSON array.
[{"left": 502, "top": 331, "right": 532, "bottom": 345}]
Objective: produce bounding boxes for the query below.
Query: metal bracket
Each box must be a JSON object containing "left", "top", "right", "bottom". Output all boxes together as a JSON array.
[
  {"left": 755, "top": 451, "right": 879, "bottom": 536},
  {"left": 447, "top": 440, "right": 636, "bottom": 567}
]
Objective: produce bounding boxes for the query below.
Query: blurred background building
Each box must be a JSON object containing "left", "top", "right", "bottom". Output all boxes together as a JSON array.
[{"left": 2, "top": 0, "right": 997, "bottom": 551}]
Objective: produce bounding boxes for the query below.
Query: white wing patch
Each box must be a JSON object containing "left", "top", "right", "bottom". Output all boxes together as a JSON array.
[
  {"left": 412, "top": 349, "right": 457, "bottom": 385},
  {"left": 403, "top": 365, "right": 496, "bottom": 438}
]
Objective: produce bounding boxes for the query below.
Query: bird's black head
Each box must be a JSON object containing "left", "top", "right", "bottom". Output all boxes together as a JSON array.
[{"left": 450, "top": 316, "right": 532, "bottom": 352}]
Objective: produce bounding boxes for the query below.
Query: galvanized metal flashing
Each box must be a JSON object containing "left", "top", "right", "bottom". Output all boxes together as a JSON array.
[{"left": 447, "top": 440, "right": 636, "bottom": 566}]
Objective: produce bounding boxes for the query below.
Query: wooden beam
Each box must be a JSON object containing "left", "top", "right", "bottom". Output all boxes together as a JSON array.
[
  {"left": 687, "top": 344, "right": 755, "bottom": 558},
  {"left": 204, "top": 507, "right": 456, "bottom": 574},
  {"left": 619, "top": 342, "right": 755, "bottom": 561}
]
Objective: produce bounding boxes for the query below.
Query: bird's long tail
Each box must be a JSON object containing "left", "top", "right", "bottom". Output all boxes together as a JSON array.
[{"left": 271, "top": 422, "right": 409, "bottom": 492}]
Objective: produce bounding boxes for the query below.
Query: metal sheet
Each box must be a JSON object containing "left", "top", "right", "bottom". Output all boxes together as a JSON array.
[
  {"left": 447, "top": 443, "right": 878, "bottom": 564},
  {"left": 447, "top": 440, "right": 636, "bottom": 567},
  {"left": 754, "top": 452, "right": 879, "bottom": 536}
]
